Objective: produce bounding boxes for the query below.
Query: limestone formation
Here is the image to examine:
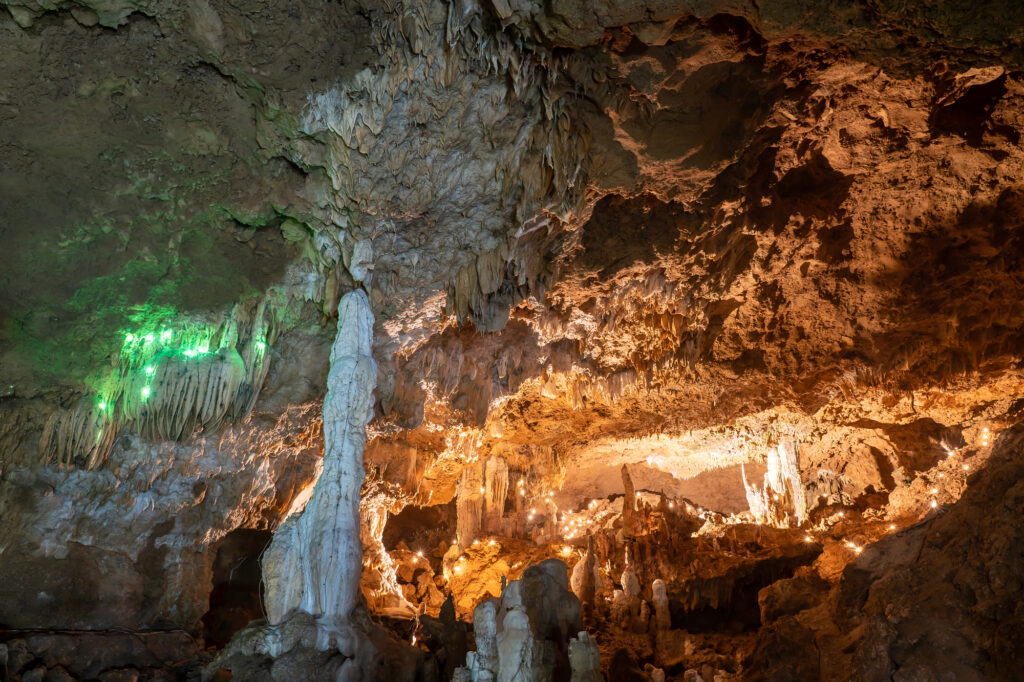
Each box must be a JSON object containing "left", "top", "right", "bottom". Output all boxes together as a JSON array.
[
  {"left": 456, "top": 463, "right": 486, "bottom": 547},
  {"left": 621, "top": 465, "right": 637, "bottom": 539},
  {"left": 568, "top": 632, "right": 603, "bottom": 682},
  {"left": 457, "top": 560, "right": 586, "bottom": 682},
  {"left": 742, "top": 442, "right": 807, "bottom": 528},
  {"left": 569, "top": 536, "right": 598, "bottom": 610},
  {"left": 652, "top": 580, "right": 670, "bottom": 631},
  {"left": 261, "top": 290, "right": 376, "bottom": 647},
  {"left": 3, "top": 1, "right": 1024, "bottom": 680}
]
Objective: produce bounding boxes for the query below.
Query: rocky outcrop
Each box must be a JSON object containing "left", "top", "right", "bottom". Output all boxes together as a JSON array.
[
  {"left": 456, "top": 559, "right": 596, "bottom": 682},
  {"left": 751, "top": 422, "right": 1024, "bottom": 681}
]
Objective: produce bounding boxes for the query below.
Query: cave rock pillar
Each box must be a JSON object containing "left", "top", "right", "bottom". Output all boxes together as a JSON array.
[{"left": 261, "top": 289, "right": 377, "bottom": 650}]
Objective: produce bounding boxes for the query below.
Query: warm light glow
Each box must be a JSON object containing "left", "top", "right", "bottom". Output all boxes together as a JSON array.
[
  {"left": 930, "top": 488, "right": 938, "bottom": 494},
  {"left": 416, "top": 550, "right": 424, "bottom": 557},
  {"left": 854, "top": 547, "right": 863, "bottom": 554},
  {"left": 963, "top": 464, "right": 969, "bottom": 470},
  {"left": 668, "top": 502, "right": 675, "bottom": 509},
  {"left": 560, "top": 546, "right": 571, "bottom": 556},
  {"left": 804, "top": 535, "right": 813, "bottom": 542},
  {"left": 479, "top": 487, "right": 485, "bottom": 494},
  {"left": 930, "top": 499, "right": 938, "bottom": 508},
  {"left": 472, "top": 540, "right": 479, "bottom": 546},
  {"left": 889, "top": 524, "right": 896, "bottom": 530},
  {"left": 488, "top": 539, "right": 496, "bottom": 546}
]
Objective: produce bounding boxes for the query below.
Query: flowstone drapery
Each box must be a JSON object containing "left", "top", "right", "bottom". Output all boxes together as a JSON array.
[
  {"left": 261, "top": 289, "right": 377, "bottom": 649},
  {"left": 742, "top": 441, "right": 807, "bottom": 528}
]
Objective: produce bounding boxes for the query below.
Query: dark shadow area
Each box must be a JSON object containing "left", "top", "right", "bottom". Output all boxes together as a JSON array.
[
  {"left": 383, "top": 501, "right": 457, "bottom": 554},
  {"left": 201, "top": 528, "right": 272, "bottom": 648}
]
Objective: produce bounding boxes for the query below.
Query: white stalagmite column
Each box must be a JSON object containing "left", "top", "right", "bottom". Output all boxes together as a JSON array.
[{"left": 261, "top": 289, "right": 376, "bottom": 649}]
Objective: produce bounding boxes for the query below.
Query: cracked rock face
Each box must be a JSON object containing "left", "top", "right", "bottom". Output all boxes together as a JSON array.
[{"left": 2, "top": 1, "right": 1024, "bottom": 681}]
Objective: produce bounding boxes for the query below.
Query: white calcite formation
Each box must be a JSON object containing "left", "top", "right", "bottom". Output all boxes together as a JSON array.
[
  {"left": 261, "top": 290, "right": 377, "bottom": 650},
  {"left": 456, "top": 559, "right": 592, "bottom": 682},
  {"left": 742, "top": 441, "right": 807, "bottom": 528},
  {"left": 568, "top": 632, "right": 602, "bottom": 682}
]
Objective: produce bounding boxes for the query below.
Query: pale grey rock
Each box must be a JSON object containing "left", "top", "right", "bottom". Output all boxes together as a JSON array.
[
  {"left": 568, "top": 631, "right": 602, "bottom": 682},
  {"left": 262, "top": 290, "right": 377, "bottom": 652}
]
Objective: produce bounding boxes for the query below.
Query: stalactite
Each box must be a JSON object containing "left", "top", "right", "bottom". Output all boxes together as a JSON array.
[
  {"left": 622, "top": 463, "right": 637, "bottom": 539},
  {"left": 39, "top": 301, "right": 277, "bottom": 469},
  {"left": 742, "top": 441, "right": 806, "bottom": 528},
  {"left": 456, "top": 463, "right": 485, "bottom": 547},
  {"left": 483, "top": 455, "right": 509, "bottom": 534}
]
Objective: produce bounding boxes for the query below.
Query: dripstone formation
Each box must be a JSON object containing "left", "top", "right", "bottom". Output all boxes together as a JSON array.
[{"left": 2, "top": 1, "right": 1024, "bottom": 680}]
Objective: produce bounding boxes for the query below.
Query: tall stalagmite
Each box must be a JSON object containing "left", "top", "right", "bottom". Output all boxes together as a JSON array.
[{"left": 261, "top": 290, "right": 377, "bottom": 647}]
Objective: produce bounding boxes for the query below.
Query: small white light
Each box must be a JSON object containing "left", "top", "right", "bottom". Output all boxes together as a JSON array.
[
  {"left": 930, "top": 499, "right": 938, "bottom": 508},
  {"left": 804, "top": 535, "right": 813, "bottom": 542},
  {"left": 963, "top": 464, "right": 970, "bottom": 471},
  {"left": 931, "top": 488, "right": 938, "bottom": 495},
  {"left": 480, "top": 487, "right": 485, "bottom": 494},
  {"left": 416, "top": 550, "right": 423, "bottom": 557},
  {"left": 489, "top": 539, "right": 496, "bottom": 546},
  {"left": 854, "top": 547, "right": 863, "bottom": 554},
  {"left": 889, "top": 524, "right": 896, "bottom": 530}
]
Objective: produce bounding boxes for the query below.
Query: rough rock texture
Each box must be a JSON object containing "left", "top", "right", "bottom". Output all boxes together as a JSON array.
[
  {"left": 456, "top": 559, "right": 595, "bottom": 682},
  {"left": 262, "top": 290, "right": 375, "bottom": 644},
  {"left": 4, "top": 0, "right": 1024, "bottom": 680}
]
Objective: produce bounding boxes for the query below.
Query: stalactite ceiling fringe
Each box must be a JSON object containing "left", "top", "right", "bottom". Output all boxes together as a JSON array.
[{"left": 39, "top": 300, "right": 279, "bottom": 469}]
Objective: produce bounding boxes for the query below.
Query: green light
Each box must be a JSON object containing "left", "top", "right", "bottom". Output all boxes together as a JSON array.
[
  {"left": 198, "top": 343, "right": 209, "bottom": 354},
  {"left": 184, "top": 349, "right": 197, "bottom": 358},
  {"left": 144, "top": 333, "right": 155, "bottom": 344},
  {"left": 255, "top": 341, "right": 266, "bottom": 351},
  {"left": 160, "top": 329, "right": 172, "bottom": 342},
  {"left": 145, "top": 366, "right": 154, "bottom": 375},
  {"left": 125, "top": 333, "right": 135, "bottom": 343},
  {"left": 98, "top": 401, "right": 107, "bottom": 410},
  {"left": 141, "top": 386, "right": 151, "bottom": 399}
]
